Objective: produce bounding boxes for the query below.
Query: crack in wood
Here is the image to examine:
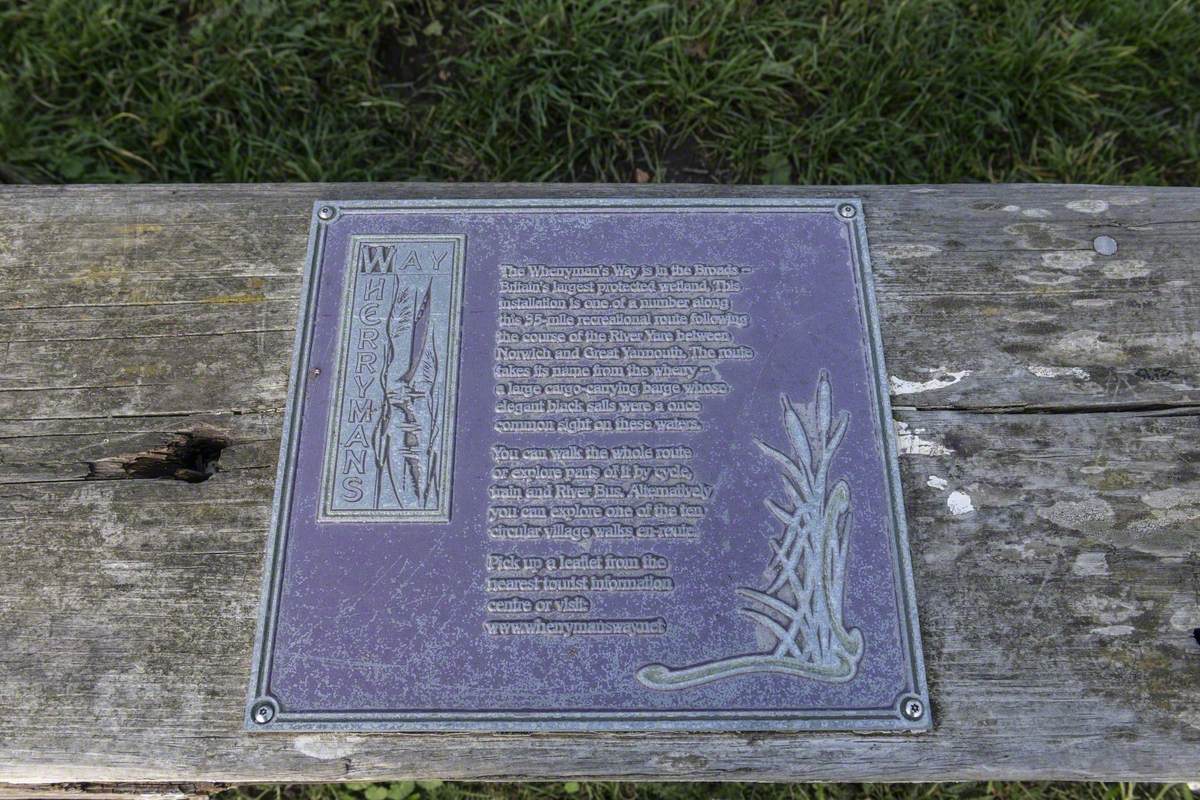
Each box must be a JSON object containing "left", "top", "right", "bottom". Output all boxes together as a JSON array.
[{"left": 902, "top": 402, "right": 1200, "bottom": 417}]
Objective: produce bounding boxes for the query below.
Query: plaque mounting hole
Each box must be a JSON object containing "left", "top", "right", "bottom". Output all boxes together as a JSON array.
[
  {"left": 251, "top": 700, "right": 276, "bottom": 725},
  {"left": 900, "top": 696, "right": 925, "bottom": 721},
  {"left": 837, "top": 203, "right": 857, "bottom": 219},
  {"left": 318, "top": 206, "right": 336, "bottom": 221}
]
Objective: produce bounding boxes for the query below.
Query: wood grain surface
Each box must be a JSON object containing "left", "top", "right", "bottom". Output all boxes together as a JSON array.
[{"left": 0, "top": 183, "right": 1197, "bottom": 786}]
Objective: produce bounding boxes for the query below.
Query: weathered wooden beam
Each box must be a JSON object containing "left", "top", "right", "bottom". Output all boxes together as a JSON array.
[
  {"left": 0, "top": 783, "right": 225, "bottom": 800},
  {"left": 0, "top": 184, "right": 1197, "bottom": 787}
]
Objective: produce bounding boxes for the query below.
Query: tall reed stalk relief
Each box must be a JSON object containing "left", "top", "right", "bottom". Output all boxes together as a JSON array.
[
  {"left": 370, "top": 277, "right": 442, "bottom": 512},
  {"left": 637, "top": 371, "right": 864, "bottom": 689}
]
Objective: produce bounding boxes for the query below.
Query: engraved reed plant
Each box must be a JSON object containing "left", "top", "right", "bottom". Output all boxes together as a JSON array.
[
  {"left": 371, "top": 279, "right": 441, "bottom": 510},
  {"left": 637, "top": 371, "right": 863, "bottom": 689}
]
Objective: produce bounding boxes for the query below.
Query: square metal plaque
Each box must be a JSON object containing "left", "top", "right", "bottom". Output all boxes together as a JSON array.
[{"left": 247, "top": 198, "right": 930, "bottom": 732}]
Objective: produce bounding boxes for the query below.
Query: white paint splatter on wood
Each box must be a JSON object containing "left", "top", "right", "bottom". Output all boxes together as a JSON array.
[
  {"left": 1066, "top": 199, "right": 1110, "bottom": 214},
  {"left": 927, "top": 475, "right": 948, "bottom": 490},
  {"left": 1028, "top": 365, "right": 1091, "bottom": 381},
  {"left": 890, "top": 369, "right": 970, "bottom": 395},
  {"left": 947, "top": 490, "right": 974, "bottom": 515},
  {"left": 895, "top": 421, "right": 953, "bottom": 456}
]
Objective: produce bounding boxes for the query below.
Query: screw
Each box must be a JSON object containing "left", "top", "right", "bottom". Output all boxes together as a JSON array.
[
  {"left": 1093, "top": 235, "right": 1117, "bottom": 256},
  {"left": 837, "top": 203, "right": 857, "bottom": 219},
  {"left": 311, "top": 368, "right": 321, "bottom": 378},
  {"left": 901, "top": 697, "right": 924, "bottom": 721},
  {"left": 317, "top": 206, "right": 336, "bottom": 221},
  {"left": 252, "top": 702, "right": 275, "bottom": 724}
]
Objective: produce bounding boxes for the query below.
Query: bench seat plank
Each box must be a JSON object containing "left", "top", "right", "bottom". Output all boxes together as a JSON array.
[{"left": 0, "top": 183, "right": 1197, "bottom": 784}]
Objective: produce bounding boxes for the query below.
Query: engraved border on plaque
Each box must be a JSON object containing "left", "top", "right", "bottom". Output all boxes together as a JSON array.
[
  {"left": 247, "top": 198, "right": 931, "bottom": 733},
  {"left": 319, "top": 234, "right": 466, "bottom": 523}
]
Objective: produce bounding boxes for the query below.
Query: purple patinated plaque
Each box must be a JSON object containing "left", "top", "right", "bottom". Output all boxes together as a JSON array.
[{"left": 247, "top": 198, "right": 930, "bottom": 732}]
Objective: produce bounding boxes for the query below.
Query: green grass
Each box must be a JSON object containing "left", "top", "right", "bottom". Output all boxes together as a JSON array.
[
  {"left": 1, "top": 0, "right": 1198, "bottom": 184},
  {"left": 221, "top": 782, "right": 1197, "bottom": 800},
  {"left": 4, "top": 2, "right": 1198, "bottom": 798}
]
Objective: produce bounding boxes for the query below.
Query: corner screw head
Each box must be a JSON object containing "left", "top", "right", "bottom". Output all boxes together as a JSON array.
[
  {"left": 837, "top": 203, "right": 857, "bottom": 219},
  {"left": 901, "top": 697, "right": 925, "bottom": 721},
  {"left": 252, "top": 702, "right": 275, "bottom": 725},
  {"left": 317, "top": 206, "right": 336, "bottom": 221},
  {"left": 1093, "top": 235, "right": 1117, "bottom": 256}
]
